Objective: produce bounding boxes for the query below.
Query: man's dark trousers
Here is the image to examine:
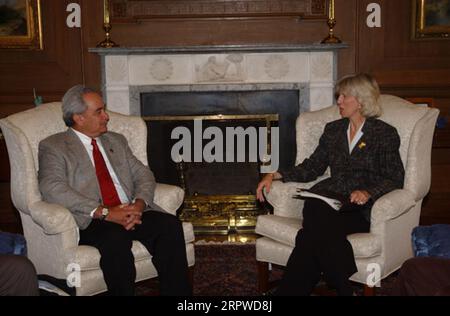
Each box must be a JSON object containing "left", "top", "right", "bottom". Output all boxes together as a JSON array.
[{"left": 80, "top": 211, "right": 191, "bottom": 296}]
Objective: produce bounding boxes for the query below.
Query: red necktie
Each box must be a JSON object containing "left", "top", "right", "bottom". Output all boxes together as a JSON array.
[{"left": 91, "top": 139, "right": 121, "bottom": 207}]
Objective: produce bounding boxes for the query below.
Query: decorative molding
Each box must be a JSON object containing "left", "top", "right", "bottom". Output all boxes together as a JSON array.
[
  {"left": 106, "top": 57, "right": 128, "bottom": 84},
  {"left": 106, "top": 91, "right": 130, "bottom": 114},
  {"left": 195, "top": 54, "right": 245, "bottom": 83},
  {"left": 310, "top": 52, "right": 332, "bottom": 82},
  {"left": 149, "top": 58, "right": 174, "bottom": 81},
  {"left": 264, "top": 55, "right": 289, "bottom": 79},
  {"left": 110, "top": 0, "right": 327, "bottom": 21},
  {"left": 129, "top": 83, "right": 310, "bottom": 116},
  {"left": 310, "top": 85, "right": 333, "bottom": 111},
  {"left": 90, "top": 43, "right": 348, "bottom": 55}
]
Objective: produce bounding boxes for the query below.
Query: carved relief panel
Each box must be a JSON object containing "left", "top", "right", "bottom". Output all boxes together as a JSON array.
[{"left": 109, "top": 0, "right": 327, "bottom": 21}]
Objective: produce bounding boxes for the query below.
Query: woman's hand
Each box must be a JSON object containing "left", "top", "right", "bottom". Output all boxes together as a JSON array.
[
  {"left": 256, "top": 173, "right": 280, "bottom": 202},
  {"left": 350, "top": 190, "right": 371, "bottom": 205}
]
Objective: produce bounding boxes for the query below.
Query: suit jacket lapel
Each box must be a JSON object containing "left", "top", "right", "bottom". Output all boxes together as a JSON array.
[
  {"left": 350, "top": 118, "right": 372, "bottom": 157},
  {"left": 65, "top": 129, "right": 95, "bottom": 174},
  {"left": 64, "top": 129, "right": 101, "bottom": 200},
  {"left": 339, "top": 119, "right": 351, "bottom": 159}
]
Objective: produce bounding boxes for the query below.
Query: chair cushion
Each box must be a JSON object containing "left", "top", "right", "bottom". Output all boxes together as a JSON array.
[
  {"left": 256, "top": 237, "right": 293, "bottom": 267},
  {"left": 256, "top": 215, "right": 381, "bottom": 258},
  {"left": 347, "top": 233, "right": 381, "bottom": 259},
  {"left": 75, "top": 245, "right": 102, "bottom": 271},
  {"left": 412, "top": 224, "right": 450, "bottom": 259},
  {"left": 255, "top": 215, "right": 302, "bottom": 247},
  {"left": 76, "top": 222, "right": 195, "bottom": 271},
  {"left": 76, "top": 242, "right": 148, "bottom": 271}
]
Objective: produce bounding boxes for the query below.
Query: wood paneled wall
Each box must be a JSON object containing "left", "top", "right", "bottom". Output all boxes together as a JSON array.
[
  {"left": 2, "top": 0, "right": 449, "bottom": 114},
  {"left": 0, "top": 0, "right": 449, "bottom": 231},
  {"left": 0, "top": 0, "right": 84, "bottom": 117},
  {"left": 354, "top": 0, "right": 450, "bottom": 223}
]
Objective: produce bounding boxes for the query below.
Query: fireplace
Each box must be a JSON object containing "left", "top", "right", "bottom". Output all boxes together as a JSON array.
[
  {"left": 145, "top": 114, "right": 275, "bottom": 233},
  {"left": 141, "top": 90, "right": 298, "bottom": 233},
  {"left": 90, "top": 44, "right": 346, "bottom": 234}
]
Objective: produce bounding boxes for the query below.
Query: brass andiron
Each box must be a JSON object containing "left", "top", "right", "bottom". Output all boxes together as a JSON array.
[
  {"left": 97, "top": 0, "right": 118, "bottom": 48},
  {"left": 176, "top": 160, "right": 187, "bottom": 192},
  {"left": 321, "top": 0, "right": 342, "bottom": 44}
]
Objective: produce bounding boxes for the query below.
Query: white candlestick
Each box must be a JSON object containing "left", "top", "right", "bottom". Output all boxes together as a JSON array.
[
  {"left": 329, "top": 0, "right": 335, "bottom": 20},
  {"left": 104, "top": 0, "right": 110, "bottom": 25}
]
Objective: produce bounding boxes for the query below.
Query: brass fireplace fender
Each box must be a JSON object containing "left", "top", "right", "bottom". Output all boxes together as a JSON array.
[
  {"left": 142, "top": 114, "right": 278, "bottom": 123},
  {"left": 182, "top": 194, "right": 261, "bottom": 234},
  {"left": 144, "top": 113, "right": 278, "bottom": 234}
]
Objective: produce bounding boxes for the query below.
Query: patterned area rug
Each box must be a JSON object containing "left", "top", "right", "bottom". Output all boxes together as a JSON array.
[
  {"left": 135, "top": 243, "right": 398, "bottom": 296},
  {"left": 194, "top": 244, "right": 260, "bottom": 296}
]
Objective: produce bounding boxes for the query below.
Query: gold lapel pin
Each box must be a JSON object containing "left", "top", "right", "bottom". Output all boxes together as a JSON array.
[{"left": 358, "top": 142, "right": 366, "bottom": 150}]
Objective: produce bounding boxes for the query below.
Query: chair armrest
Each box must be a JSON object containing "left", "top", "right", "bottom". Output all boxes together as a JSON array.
[
  {"left": 29, "top": 201, "right": 78, "bottom": 235},
  {"left": 154, "top": 183, "right": 185, "bottom": 216},
  {"left": 371, "top": 189, "right": 416, "bottom": 223},
  {"left": 265, "top": 181, "right": 304, "bottom": 218},
  {"left": 265, "top": 176, "right": 329, "bottom": 219}
]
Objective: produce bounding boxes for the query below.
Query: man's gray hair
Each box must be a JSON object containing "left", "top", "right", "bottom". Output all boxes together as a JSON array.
[{"left": 62, "top": 85, "right": 97, "bottom": 127}]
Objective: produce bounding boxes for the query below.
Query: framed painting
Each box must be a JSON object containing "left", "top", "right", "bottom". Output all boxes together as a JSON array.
[
  {"left": 0, "top": 0, "right": 42, "bottom": 49},
  {"left": 412, "top": 0, "right": 450, "bottom": 39}
]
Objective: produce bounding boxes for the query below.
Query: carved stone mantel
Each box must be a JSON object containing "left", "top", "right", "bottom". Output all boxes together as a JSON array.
[{"left": 89, "top": 44, "right": 348, "bottom": 115}]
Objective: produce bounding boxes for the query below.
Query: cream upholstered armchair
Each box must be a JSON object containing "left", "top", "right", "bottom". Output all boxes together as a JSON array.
[
  {"left": 255, "top": 95, "right": 439, "bottom": 295},
  {"left": 0, "top": 102, "right": 195, "bottom": 296}
]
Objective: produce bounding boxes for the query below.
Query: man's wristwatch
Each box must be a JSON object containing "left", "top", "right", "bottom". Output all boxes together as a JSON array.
[{"left": 99, "top": 207, "right": 109, "bottom": 221}]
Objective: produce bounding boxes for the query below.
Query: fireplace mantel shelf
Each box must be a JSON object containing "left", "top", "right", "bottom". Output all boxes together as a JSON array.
[{"left": 89, "top": 43, "right": 348, "bottom": 55}]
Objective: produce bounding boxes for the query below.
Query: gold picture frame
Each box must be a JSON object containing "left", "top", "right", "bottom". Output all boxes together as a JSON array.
[
  {"left": 412, "top": 0, "right": 450, "bottom": 39},
  {"left": 0, "top": 0, "right": 43, "bottom": 49}
]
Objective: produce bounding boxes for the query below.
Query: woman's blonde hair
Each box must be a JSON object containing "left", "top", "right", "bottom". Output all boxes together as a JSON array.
[{"left": 335, "top": 73, "right": 382, "bottom": 118}]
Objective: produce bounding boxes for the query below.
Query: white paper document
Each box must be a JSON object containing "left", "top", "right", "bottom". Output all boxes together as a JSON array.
[{"left": 294, "top": 189, "right": 343, "bottom": 211}]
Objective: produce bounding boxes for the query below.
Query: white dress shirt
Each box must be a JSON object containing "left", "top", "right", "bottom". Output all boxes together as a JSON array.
[
  {"left": 347, "top": 120, "right": 365, "bottom": 154},
  {"left": 71, "top": 128, "right": 130, "bottom": 216}
]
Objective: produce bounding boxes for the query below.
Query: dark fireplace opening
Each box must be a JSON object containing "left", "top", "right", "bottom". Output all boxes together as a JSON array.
[
  {"left": 184, "top": 161, "right": 260, "bottom": 196},
  {"left": 145, "top": 118, "right": 273, "bottom": 196},
  {"left": 141, "top": 90, "right": 300, "bottom": 233},
  {"left": 142, "top": 90, "right": 299, "bottom": 174}
]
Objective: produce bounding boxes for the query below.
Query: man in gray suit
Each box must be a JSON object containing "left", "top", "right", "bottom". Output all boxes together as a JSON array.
[{"left": 38, "top": 85, "right": 191, "bottom": 296}]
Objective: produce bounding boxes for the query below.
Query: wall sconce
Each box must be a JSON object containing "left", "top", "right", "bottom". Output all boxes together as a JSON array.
[
  {"left": 321, "top": 0, "right": 342, "bottom": 44},
  {"left": 97, "top": 0, "right": 118, "bottom": 48}
]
